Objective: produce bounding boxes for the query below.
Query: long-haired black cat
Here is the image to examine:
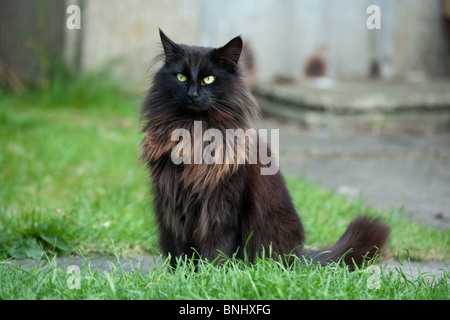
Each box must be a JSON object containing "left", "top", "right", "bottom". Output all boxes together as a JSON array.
[{"left": 140, "top": 29, "right": 389, "bottom": 269}]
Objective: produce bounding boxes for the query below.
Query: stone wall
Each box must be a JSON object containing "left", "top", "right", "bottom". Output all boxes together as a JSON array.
[
  {"left": 75, "top": 0, "right": 448, "bottom": 85},
  {"left": 1, "top": 0, "right": 448, "bottom": 87}
]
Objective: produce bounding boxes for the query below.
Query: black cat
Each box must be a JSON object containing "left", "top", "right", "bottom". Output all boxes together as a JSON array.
[{"left": 140, "top": 29, "right": 389, "bottom": 269}]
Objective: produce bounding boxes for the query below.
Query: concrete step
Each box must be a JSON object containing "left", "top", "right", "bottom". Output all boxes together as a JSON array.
[{"left": 255, "top": 80, "right": 450, "bottom": 134}]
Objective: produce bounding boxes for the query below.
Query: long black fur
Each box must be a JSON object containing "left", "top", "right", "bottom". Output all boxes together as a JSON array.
[{"left": 140, "top": 30, "right": 389, "bottom": 269}]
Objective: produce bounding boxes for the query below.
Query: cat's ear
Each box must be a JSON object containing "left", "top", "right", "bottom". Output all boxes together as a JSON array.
[
  {"left": 159, "top": 29, "right": 180, "bottom": 61},
  {"left": 213, "top": 36, "right": 243, "bottom": 70}
]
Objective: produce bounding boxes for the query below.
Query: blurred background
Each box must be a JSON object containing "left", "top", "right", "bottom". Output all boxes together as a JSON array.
[
  {"left": 1, "top": 0, "right": 449, "bottom": 86},
  {"left": 2, "top": 0, "right": 450, "bottom": 131}
]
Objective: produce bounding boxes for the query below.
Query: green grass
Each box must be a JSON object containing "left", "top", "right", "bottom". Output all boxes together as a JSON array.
[
  {"left": 1, "top": 252, "right": 448, "bottom": 300},
  {"left": 0, "top": 73, "right": 449, "bottom": 299},
  {"left": 0, "top": 72, "right": 156, "bottom": 258}
]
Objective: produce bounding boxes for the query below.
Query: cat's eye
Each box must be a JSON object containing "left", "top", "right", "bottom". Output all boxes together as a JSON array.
[
  {"left": 177, "top": 73, "right": 187, "bottom": 82},
  {"left": 203, "top": 76, "right": 215, "bottom": 85}
]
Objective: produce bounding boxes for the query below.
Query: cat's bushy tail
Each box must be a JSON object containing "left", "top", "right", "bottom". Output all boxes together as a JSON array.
[{"left": 303, "top": 215, "right": 390, "bottom": 270}]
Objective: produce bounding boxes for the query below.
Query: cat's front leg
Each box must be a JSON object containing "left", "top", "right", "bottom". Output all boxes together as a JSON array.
[
  {"left": 197, "top": 229, "right": 241, "bottom": 265},
  {"left": 158, "top": 224, "right": 188, "bottom": 269}
]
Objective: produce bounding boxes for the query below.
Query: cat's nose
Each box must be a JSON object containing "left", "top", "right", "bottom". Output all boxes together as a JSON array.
[{"left": 187, "top": 85, "right": 199, "bottom": 100}]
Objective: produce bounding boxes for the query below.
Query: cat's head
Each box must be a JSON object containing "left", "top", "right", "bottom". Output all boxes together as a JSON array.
[{"left": 148, "top": 29, "right": 259, "bottom": 123}]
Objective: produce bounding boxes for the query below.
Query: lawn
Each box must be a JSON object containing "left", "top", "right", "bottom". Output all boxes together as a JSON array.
[{"left": 0, "top": 73, "right": 448, "bottom": 300}]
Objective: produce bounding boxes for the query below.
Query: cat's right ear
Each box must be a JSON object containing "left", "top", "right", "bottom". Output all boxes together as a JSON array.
[{"left": 159, "top": 29, "right": 180, "bottom": 62}]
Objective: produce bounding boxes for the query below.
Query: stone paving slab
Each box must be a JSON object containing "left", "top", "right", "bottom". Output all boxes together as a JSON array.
[{"left": 255, "top": 117, "right": 450, "bottom": 230}]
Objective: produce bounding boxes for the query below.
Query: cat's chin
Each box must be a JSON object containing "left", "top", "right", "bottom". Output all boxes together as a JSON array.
[{"left": 185, "top": 103, "right": 208, "bottom": 113}]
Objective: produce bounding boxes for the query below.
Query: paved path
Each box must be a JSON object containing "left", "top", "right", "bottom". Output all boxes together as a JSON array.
[
  {"left": 254, "top": 80, "right": 450, "bottom": 229},
  {"left": 256, "top": 117, "right": 450, "bottom": 229},
  {"left": 10, "top": 255, "right": 449, "bottom": 284}
]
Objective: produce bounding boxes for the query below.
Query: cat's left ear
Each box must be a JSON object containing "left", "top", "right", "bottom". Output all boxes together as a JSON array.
[{"left": 213, "top": 36, "right": 243, "bottom": 70}]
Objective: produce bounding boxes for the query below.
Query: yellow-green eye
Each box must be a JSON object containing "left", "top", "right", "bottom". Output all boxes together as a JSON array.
[
  {"left": 203, "top": 75, "right": 215, "bottom": 85},
  {"left": 177, "top": 73, "right": 187, "bottom": 82}
]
